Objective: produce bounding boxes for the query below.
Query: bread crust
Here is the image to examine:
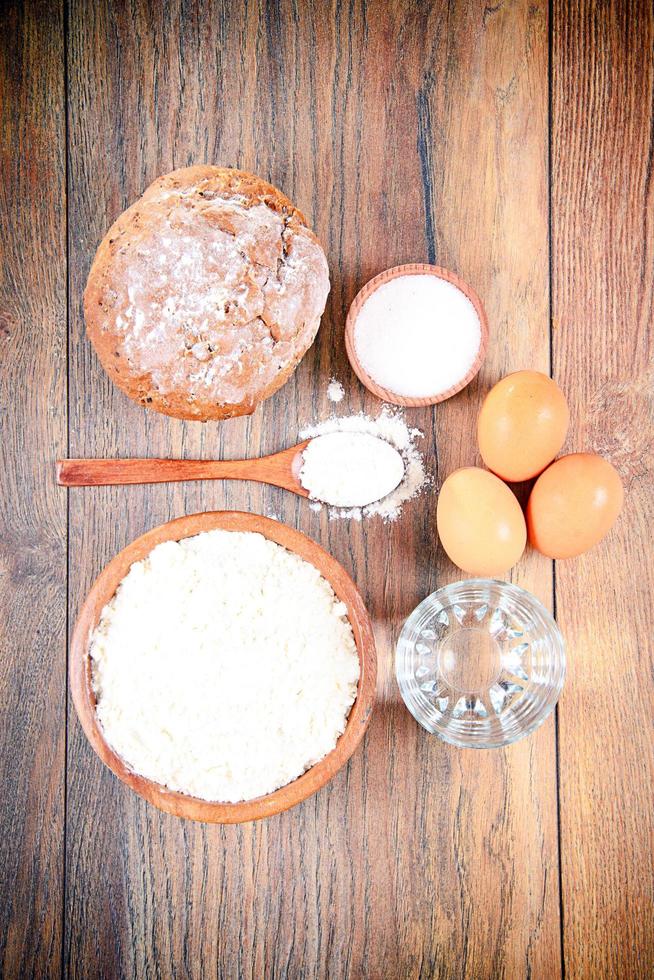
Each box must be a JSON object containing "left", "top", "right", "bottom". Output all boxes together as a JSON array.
[{"left": 84, "top": 166, "right": 330, "bottom": 420}]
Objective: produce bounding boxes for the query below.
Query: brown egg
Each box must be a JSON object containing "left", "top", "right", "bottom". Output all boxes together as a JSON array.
[
  {"left": 437, "top": 467, "right": 527, "bottom": 575},
  {"left": 527, "top": 453, "right": 623, "bottom": 559},
  {"left": 478, "top": 370, "right": 569, "bottom": 482}
]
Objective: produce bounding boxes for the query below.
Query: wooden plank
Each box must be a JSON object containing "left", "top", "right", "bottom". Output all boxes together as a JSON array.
[
  {"left": 419, "top": 3, "right": 560, "bottom": 976},
  {"left": 65, "top": 1, "right": 559, "bottom": 976},
  {"left": 552, "top": 2, "right": 654, "bottom": 976},
  {"left": 0, "top": 2, "right": 66, "bottom": 978}
]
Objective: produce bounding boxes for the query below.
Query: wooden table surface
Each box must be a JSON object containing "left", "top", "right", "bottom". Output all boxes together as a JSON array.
[{"left": 1, "top": 1, "right": 653, "bottom": 977}]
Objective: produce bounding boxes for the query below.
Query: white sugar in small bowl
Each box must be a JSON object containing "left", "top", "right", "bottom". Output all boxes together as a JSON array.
[{"left": 345, "top": 264, "right": 489, "bottom": 407}]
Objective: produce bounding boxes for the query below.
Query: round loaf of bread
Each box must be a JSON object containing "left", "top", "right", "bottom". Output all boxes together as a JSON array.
[{"left": 84, "top": 166, "right": 330, "bottom": 420}]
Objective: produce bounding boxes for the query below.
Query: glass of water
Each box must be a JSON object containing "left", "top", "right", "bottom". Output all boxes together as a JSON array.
[{"left": 396, "top": 579, "right": 566, "bottom": 749}]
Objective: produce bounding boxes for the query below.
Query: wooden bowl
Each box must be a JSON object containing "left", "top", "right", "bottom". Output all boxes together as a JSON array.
[
  {"left": 70, "top": 511, "right": 377, "bottom": 824},
  {"left": 344, "top": 263, "right": 489, "bottom": 407}
]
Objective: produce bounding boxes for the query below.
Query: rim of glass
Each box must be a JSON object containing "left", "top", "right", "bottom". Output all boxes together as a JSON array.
[{"left": 395, "top": 579, "right": 566, "bottom": 749}]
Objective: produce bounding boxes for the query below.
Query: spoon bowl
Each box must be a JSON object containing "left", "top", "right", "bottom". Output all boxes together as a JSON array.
[{"left": 298, "top": 431, "right": 405, "bottom": 508}]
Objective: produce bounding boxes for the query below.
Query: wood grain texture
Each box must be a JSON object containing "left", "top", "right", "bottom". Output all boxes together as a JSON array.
[
  {"left": 64, "top": 1, "right": 560, "bottom": 978},
  {"left": 419, "top": 4, "right": 560, "bottom": 976},
  {"left": 552, "top": 1, "right": 654, "bottom": 975},
  {"left": 0, "top": 2, "right": 66, "bottom": 978},
  {"left": 15, "top": 1, "right": 654, "bottom": 977}
]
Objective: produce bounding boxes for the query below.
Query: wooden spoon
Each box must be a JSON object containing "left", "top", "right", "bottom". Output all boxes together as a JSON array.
[{"left": 56, "top": 441, "right": 311, "bottom": 494}]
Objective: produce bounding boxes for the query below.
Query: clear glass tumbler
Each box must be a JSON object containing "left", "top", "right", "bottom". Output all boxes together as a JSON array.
[{"left": 396, "top": 579, "right": 566, "bottom": 748}]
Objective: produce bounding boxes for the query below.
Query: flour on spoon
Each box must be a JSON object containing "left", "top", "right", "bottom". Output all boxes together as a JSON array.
[
  {"left": 300, "top": 432, "right": 405, "bottom": 508},
  {"left": 299, "top": 406, "right": 431, "bottom": 521}
]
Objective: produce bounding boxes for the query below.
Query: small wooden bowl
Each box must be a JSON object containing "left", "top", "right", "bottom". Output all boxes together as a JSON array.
[
  {"left": 345, "top": 263, "right": 489, "bottom": 407},
  {"left": 70, "top": 511, "right": 377, "bottom": 824}
]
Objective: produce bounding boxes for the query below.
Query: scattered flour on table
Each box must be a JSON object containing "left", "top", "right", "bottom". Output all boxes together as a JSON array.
[
  {"left": 89, "top": 529, "right": 359, "bottom": 803},
  {"left": 299, "top": 405, "right": 431, "bottom": 521},
  {"left": 327, "top": 378, "right": 345, "bottom": 403}
]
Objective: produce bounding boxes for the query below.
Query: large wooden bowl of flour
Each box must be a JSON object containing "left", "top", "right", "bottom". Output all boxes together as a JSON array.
[{"left": 70, "top": 511, "right": 376, "bottom": 823}]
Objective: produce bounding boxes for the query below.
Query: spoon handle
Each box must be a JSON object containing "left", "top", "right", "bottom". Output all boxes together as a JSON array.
[
  {"left": 57, "top": 458, "right": 252, "bottom": 486},
  {"left": 56, "top": 443, "right": 311, "bottom": 494}
]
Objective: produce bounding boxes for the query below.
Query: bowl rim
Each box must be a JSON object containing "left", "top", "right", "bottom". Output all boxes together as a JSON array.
[
  {"left": 344, "top": 263, "right": 489, "bottom": 407},
  {"left": 70, "top": 510, "right": 377, "bottom": 823}
]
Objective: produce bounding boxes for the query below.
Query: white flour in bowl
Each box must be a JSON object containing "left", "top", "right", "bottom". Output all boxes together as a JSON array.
[
  {"left": 299, "top": 406, "right": 431, "bottom": 521},
  {"left": 89, "top": 529, "right": 360, "bottom": 803}
]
